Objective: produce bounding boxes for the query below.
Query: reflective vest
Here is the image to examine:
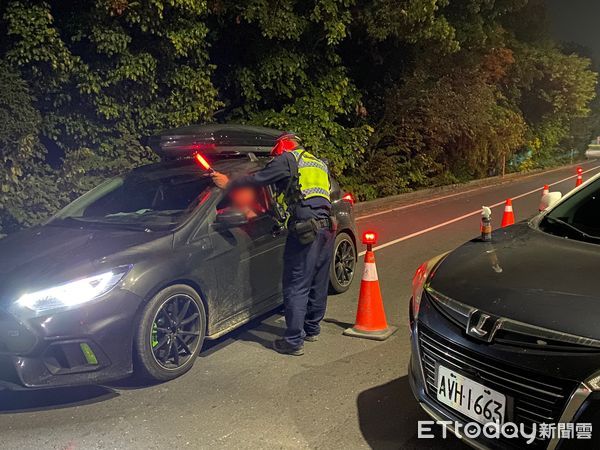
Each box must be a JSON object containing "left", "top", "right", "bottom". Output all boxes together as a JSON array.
[
  {"left": 275, "top": 148, "right": 330, "bottom": 221},
  {"left": 291, "top": 149, "right": 331, "bottom": 202}
]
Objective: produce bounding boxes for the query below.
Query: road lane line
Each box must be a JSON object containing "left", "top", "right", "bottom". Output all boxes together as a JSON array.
[
  {"left": 355, "top": 162, "right": 598, "bottom": 221},
  {"left": 356, "top": 185, "right": 502, "bottom": 221},
  {"left": 357, "top": 165, "right": 600, "bottom": 256}
]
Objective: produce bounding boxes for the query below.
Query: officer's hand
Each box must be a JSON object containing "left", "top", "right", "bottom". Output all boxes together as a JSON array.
[{"left": 211, "top": 171, "right": 229, "bottom": 189}]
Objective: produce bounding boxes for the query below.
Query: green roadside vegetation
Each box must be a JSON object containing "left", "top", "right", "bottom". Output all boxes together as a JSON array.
[{"left": 1, "top": 0, "right": 598, "bottom": 234}]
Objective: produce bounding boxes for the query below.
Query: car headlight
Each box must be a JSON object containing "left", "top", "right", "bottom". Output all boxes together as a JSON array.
[
  {"left": 17, "top": 267, "right": 130, "bottom": 313},
  {"left": 411, "top": 253, "right": 448, "bottom": 319}
]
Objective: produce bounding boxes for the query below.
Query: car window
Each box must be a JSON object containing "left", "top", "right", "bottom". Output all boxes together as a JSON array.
[
  {"left": 217, "top": 186, "right": 271, "bottom": 221},
  {"left": 50, "top": 168, "right": 213, "bottom": 231},
  {"left": 540, "top": 178, "right": 600, "bottom": 244}
]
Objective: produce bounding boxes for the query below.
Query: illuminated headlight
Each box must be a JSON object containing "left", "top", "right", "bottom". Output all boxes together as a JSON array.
[{"left": 17, "top": 267, "right": 130, "bottom": 312}]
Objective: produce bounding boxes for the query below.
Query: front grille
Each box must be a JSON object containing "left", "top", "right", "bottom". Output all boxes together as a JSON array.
[
  {"left": 418, "top": 325, "right": 578, "bottom": 447},
  {"left": 427, "top": 287, "right": 600, "bottom": 352},
  {"left": 494, "top": 329, "right": 600, "bottom": 353}
]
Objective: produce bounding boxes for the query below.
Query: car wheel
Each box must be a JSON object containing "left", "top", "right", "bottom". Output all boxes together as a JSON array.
[
  {"left": 329, "top": 232, "right": 356, "bottom": 294},
  {"left": 134, "top": 284, "right": 206, "bottom": 382}
]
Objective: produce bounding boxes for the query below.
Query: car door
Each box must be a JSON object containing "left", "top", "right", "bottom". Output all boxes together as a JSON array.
[
  {"left": 241, "top": 186, "right": 287, "bottom": 308},
  {"left": 206, "top": 187, "right": 286, "bottom": 328}
]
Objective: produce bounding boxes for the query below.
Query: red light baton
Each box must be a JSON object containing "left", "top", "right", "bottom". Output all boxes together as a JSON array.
[{"left": 195, "top": 153, "right": 214, "bottom": 174}]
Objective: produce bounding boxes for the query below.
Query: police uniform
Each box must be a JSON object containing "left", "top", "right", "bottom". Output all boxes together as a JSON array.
[{"left": 227, "top": 148, "right": 334, "bottom": 352}]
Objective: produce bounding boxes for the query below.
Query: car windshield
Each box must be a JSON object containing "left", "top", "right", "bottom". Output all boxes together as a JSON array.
[
  {"left": 49, "top": 164, "right": 213, "bottom": 231},
  {"left": 540, "top": 177, "right": 600, "bottom": 245}
]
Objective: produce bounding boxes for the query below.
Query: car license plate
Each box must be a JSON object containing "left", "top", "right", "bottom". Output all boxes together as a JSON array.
[{"left": 436, "top": 365, "right": 506, "bottom": 425}]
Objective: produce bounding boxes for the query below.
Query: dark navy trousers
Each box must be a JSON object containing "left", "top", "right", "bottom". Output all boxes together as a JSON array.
[{"left": 282, "top": 228, "right": 335, "bottom": 348}]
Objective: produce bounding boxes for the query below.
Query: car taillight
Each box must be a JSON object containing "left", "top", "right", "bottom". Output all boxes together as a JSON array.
[
  {"left": 411, "top": 253, "right": 448, "bottom": 319},
  {"left": 342, "top": 193, "right": 355, "bottom": 205}
]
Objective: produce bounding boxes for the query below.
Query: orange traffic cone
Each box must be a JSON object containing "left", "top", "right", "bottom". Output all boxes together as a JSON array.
[
  {"left": 501, "top": 199, "right": 515, "bottom": 227},
  {"left": 344, "top": 232, "right": 397, "bottom": 341},
  {"left": 576, "top": 167, "right": 583, "bottom": 187},
  {"left": 542, "top": 185, "right": 550, "bottom": 197},
  {"left": 539, "top": 185, "right": 550, "bottom": 212}
]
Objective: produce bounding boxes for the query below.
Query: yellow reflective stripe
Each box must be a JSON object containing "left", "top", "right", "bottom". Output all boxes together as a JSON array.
[
  {"left": 298, "top": 167, "right": 330, "bottom": 200},
  {"left": 292, "top": 149, "right": 330, "bottom": 201}
]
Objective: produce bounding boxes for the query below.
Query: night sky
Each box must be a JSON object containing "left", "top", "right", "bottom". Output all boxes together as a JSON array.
[{"left": 546, "top": 0, "right": 600, "bottom": 63}]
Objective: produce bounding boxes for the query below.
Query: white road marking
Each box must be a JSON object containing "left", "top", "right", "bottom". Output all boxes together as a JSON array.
[
  {"left": 355, "top": 162, "right": 597, "bottom": 221},
  {"left": 355, "top": 185, "right": 500, "bottom": 221},
  {"left": 357, "top": 165, "right": 600, "bottom": 256}
]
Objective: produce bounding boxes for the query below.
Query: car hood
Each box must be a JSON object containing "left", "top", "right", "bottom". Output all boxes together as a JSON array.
[
  {"left": 0, "top": 225, "right": 171, "bottom": 304},
  {"left": 430, "top": 222, "right": 600, "bottom": 340}
]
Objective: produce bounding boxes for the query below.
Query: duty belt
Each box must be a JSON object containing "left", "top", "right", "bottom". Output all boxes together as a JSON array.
[{"left": 315, "top": 218, "right": 332, "bottom": 229}]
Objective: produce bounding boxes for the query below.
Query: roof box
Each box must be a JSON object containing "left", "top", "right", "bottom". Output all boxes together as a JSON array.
[{"left": 147, "top": 124, "right": 283, "bottom": 160}]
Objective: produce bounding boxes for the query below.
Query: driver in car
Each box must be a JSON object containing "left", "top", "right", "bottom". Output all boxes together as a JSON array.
[{"left": 226, "top": 186, "right": 265, "bottom": 220}]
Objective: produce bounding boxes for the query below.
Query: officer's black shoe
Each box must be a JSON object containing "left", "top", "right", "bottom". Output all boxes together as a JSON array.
[
  {"left": 304, "top": 334, "right": 319, "bottom": 342},
  {"left": 273, "top": 339, "right": 304, "bottom": 356}
]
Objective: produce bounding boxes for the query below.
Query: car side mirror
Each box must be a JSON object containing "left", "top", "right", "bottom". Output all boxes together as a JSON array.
[
  {"left": 215, "top": 208, "right": 248, "bottom": 228},
  {"left": 539, "top": 192, "right": 562, "bottom": 211}
]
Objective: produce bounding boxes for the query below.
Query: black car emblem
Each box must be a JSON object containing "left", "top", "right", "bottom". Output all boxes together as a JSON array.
[{"left": 466, "top": 310, "right": 500, "bottom": 343}]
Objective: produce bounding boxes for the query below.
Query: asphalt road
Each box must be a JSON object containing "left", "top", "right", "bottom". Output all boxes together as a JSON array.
[{"left": 1, "top": 162, "right": 599, "bottom": 450}]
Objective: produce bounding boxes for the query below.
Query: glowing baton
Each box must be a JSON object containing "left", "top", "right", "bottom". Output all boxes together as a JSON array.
[{"left": 195, "top": 153, "right": 214, "bottom": 174}]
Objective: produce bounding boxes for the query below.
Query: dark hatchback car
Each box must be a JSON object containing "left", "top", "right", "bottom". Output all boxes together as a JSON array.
[
  {"left": 409, "top": 173, "right": 600, "bottom": 449},
  {"left": 0, "top": 125, "right": 358, "bottom": 389}
]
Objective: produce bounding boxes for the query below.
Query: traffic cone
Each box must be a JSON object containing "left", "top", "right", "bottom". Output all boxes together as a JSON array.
[
  {"left": 539, "top": 185, "right": 550, "bottom": 212},
  {"left": 501, "top": 199, "right": 515, "bottom": 227},
  {"left": 576, "top": 167, "right": 583, "bottom": 187},
  {"left": 542, "top": 185, "right": 550, "bottom": 197},
  {"left": 344, "top": 246, "right": 397, "bottom": 341}
]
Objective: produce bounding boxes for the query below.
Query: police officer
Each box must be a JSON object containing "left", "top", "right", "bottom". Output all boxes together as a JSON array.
[{"left": 211, "top": 133, "right": 334, "bottom": 356}]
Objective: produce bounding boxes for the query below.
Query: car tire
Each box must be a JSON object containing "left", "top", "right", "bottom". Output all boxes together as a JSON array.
[
  {"left": 134, "top": 284, "right": 206, "bottom": 382},
  {"left": 329, "top": 232, "right": 357, "bottom": 294}
]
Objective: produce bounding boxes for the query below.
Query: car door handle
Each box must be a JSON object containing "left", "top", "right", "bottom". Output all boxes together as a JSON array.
[{"left": 197, "top": 237, "right": 213, "bottom": 251}]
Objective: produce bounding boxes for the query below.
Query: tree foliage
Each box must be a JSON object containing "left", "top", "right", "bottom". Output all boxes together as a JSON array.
[
  {"left": 0, "top": 62, "right": 63, "bottom": 235},
  {"left": 0, "top": 0, "right": 597, "bottom": 233}
]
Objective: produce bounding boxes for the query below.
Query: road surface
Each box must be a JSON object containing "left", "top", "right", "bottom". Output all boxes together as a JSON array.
[{"left": 1, "top": 162, "right": 599, "bottom": 450}]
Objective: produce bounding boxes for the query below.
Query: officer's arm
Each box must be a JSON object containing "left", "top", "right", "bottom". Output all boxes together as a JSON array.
[{"left": 226, "top": 154, "right": 292, "bottom": 190}]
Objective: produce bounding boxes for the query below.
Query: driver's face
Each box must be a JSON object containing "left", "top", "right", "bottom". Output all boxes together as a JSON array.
[{"left": 230, "top": 187, "right": 257, "bottom": 209}]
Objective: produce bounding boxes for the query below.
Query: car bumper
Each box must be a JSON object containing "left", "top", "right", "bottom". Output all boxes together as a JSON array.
[
  {"left": 0, "top": 288, "right": 143, "bottom": 389},
  {"left": 408, "top": 294, "right": 600, "bottom": 450},
  {"left": 408, "top": 300, "right": 517, "bottom": 450}
]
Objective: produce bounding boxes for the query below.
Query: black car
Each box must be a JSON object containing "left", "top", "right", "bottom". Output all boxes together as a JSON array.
[
  {"left": 0, "top": 125, "right": 358, "bottom": 389},
  {"left": 409, "top": 173, "right": 600, "bottom": 449}
]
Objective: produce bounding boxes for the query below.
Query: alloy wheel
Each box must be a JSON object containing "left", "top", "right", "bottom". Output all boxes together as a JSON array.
[
  {"left": 334, "top": 239, "right": 355, "bottom": 287},
  {"left": 150, "top": 294, "right": 202, "bottom": 370}
]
